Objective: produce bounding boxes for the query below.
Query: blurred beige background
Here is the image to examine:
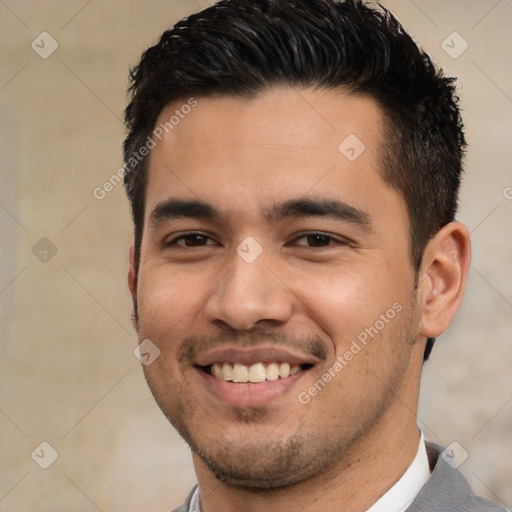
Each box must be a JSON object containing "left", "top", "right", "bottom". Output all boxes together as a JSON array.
[{"left": 0, "top": 0, "right": 510, "bottom": 510}]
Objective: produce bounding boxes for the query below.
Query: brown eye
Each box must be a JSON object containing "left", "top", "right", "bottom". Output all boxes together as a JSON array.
[
  {"left": 172, "top": 233, "right": 214, "bottom": 247},
  {"left": 305, "top": 234, "right": 332, "bottom": 247},
  {"left": 295, "top": 233, "right": 337, "bottom": 247}
]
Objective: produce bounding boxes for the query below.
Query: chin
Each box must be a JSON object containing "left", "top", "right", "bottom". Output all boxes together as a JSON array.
[{"left": 190, "top": 433, "right": 341, "bottom": 490}]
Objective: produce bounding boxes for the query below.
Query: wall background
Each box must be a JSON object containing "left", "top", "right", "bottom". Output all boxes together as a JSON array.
[{"left": 0, "top": 0, "right": 510, "bottom": 510}]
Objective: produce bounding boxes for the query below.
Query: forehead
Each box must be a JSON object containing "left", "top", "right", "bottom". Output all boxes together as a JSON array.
[{"left": 145, "top": 87, "right": 403, "bottom": 226}]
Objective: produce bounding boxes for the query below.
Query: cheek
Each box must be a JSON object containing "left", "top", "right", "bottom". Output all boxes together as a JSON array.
[
  {"left": 136, "top": 264, "right": 205, "bottom": 343},
  {"left": 286, "top": 262, "right": 405, "bottom": 350}
]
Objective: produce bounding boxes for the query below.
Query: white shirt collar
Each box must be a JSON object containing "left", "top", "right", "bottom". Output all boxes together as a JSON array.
[
  {"left": 189, "top": 433, "right": 430, "bottom": 512},
  {"left": 189, "top": 486, "right": 201, "bottom": 512},
  {"left": 364, "top": 432, "right": 430, "bottom": 512}
]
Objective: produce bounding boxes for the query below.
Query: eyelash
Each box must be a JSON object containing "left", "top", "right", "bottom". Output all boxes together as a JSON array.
[
  {"left": 166, "top": 232, "right": 217, "bottom": 247},
  {"left": 165, "top": 232, "right": 349, "bottom": 248},
  {"left": 293, "top": 232, "right": 349, "bottom": 248}
]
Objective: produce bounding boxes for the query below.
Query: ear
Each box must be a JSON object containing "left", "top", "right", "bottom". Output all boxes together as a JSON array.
[
  {"left": 127, "top": 239, "right": 138, "bottom": 331},
  {"left": 417, "top": 222, "right": 471, "bottom": 338}
]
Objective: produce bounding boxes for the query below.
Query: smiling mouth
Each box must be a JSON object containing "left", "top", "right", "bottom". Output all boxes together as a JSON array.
[{"left": 200, "top": 362, "right": 314, "bottom": 383}]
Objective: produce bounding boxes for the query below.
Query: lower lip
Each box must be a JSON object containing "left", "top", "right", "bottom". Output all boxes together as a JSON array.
[{"left": 196, "top": 368, "right": 309, "bottom": 407}]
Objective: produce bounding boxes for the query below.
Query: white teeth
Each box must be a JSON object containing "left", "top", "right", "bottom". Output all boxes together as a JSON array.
[
  {"left": 290, "top": 364, "right": 301, "bottom": 375},
  {"left": 248, "top": 363, "right": 266, "bottom": 383},
  {"left": 279, "top": 362, "right": 290, "bottom": 378},
  {"left": 266, "top": 363, "right": 280, "bottom": 381},
  {"left": 209, "top": 362, "right": 307, "bottom": 382},
  {"left": 222, "top": 362, "right": 232, "bottom": 381},
  {"left": 232, "top": 363, "right": 249, "bottom": 383},
  {"left": 212, "top": 363, "right": 223, "bottom": 379}
]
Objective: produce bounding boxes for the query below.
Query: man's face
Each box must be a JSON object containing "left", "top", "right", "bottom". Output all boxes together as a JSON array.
[{"left": 132, "top": 87, "right": 424, "bottom": 488}]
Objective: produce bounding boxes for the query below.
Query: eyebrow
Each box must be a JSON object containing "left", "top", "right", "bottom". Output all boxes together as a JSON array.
[
  {"left": 264, "top": 197, "right": 372, "bottom": 231},
  {"left": 150, "top": 198, "right": 220, "bottom": 227},
  {"left": 149, "top": 196, "right": 372, "bottom": 232}
]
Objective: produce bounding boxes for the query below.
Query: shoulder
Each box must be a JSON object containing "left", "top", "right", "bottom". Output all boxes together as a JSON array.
[{"left": 407, "top": 441, "right": 509, "bottom": 512}]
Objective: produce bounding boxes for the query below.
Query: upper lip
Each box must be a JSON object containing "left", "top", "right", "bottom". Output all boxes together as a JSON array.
[{"left": 194, "top": 346, "right": 319, "bottom": 367}]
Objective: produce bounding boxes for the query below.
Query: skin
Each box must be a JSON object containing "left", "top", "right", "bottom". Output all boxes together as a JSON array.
[{"left": 128, "top": 87, "right": 471, "bottom": 512}]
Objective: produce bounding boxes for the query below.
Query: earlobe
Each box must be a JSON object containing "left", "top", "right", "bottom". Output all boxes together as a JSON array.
[
  {"left": 127, "top": 240, "right": 138, "bottom": 330},
  {"left": 418, "top": 222, "right": 471, "bottom": 339}
]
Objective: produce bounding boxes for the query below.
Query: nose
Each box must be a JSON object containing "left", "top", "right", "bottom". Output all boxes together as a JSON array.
[{"left": 203, "top": 248, "right": 293, "bottom": 331}]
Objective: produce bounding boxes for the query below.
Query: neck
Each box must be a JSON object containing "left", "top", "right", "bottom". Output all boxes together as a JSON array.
[{"left": 193, "top": 374, "right": 422, "bottom": 512}]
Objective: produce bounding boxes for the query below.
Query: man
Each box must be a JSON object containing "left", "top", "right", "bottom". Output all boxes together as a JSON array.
[{"left": 123, "top": 0, "right": 507, "bottom": 511}]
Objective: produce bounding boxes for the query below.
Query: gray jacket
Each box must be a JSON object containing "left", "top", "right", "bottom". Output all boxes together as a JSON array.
[{"left": 171, "top": 442, "right": 509, "bottom": 511}]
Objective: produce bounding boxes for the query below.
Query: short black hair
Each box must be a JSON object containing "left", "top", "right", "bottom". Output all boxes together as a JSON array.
[{"left": 123, "top": 0, "right": 466, "bottom": 361}]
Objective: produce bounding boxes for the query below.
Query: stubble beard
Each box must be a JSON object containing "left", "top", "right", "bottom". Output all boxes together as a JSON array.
[
  {"left": 143, "top": 347, "right": 414, "bottom": 490},
  {"left": 140, "top": 295, "right": 419, "bottom": 490}
]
